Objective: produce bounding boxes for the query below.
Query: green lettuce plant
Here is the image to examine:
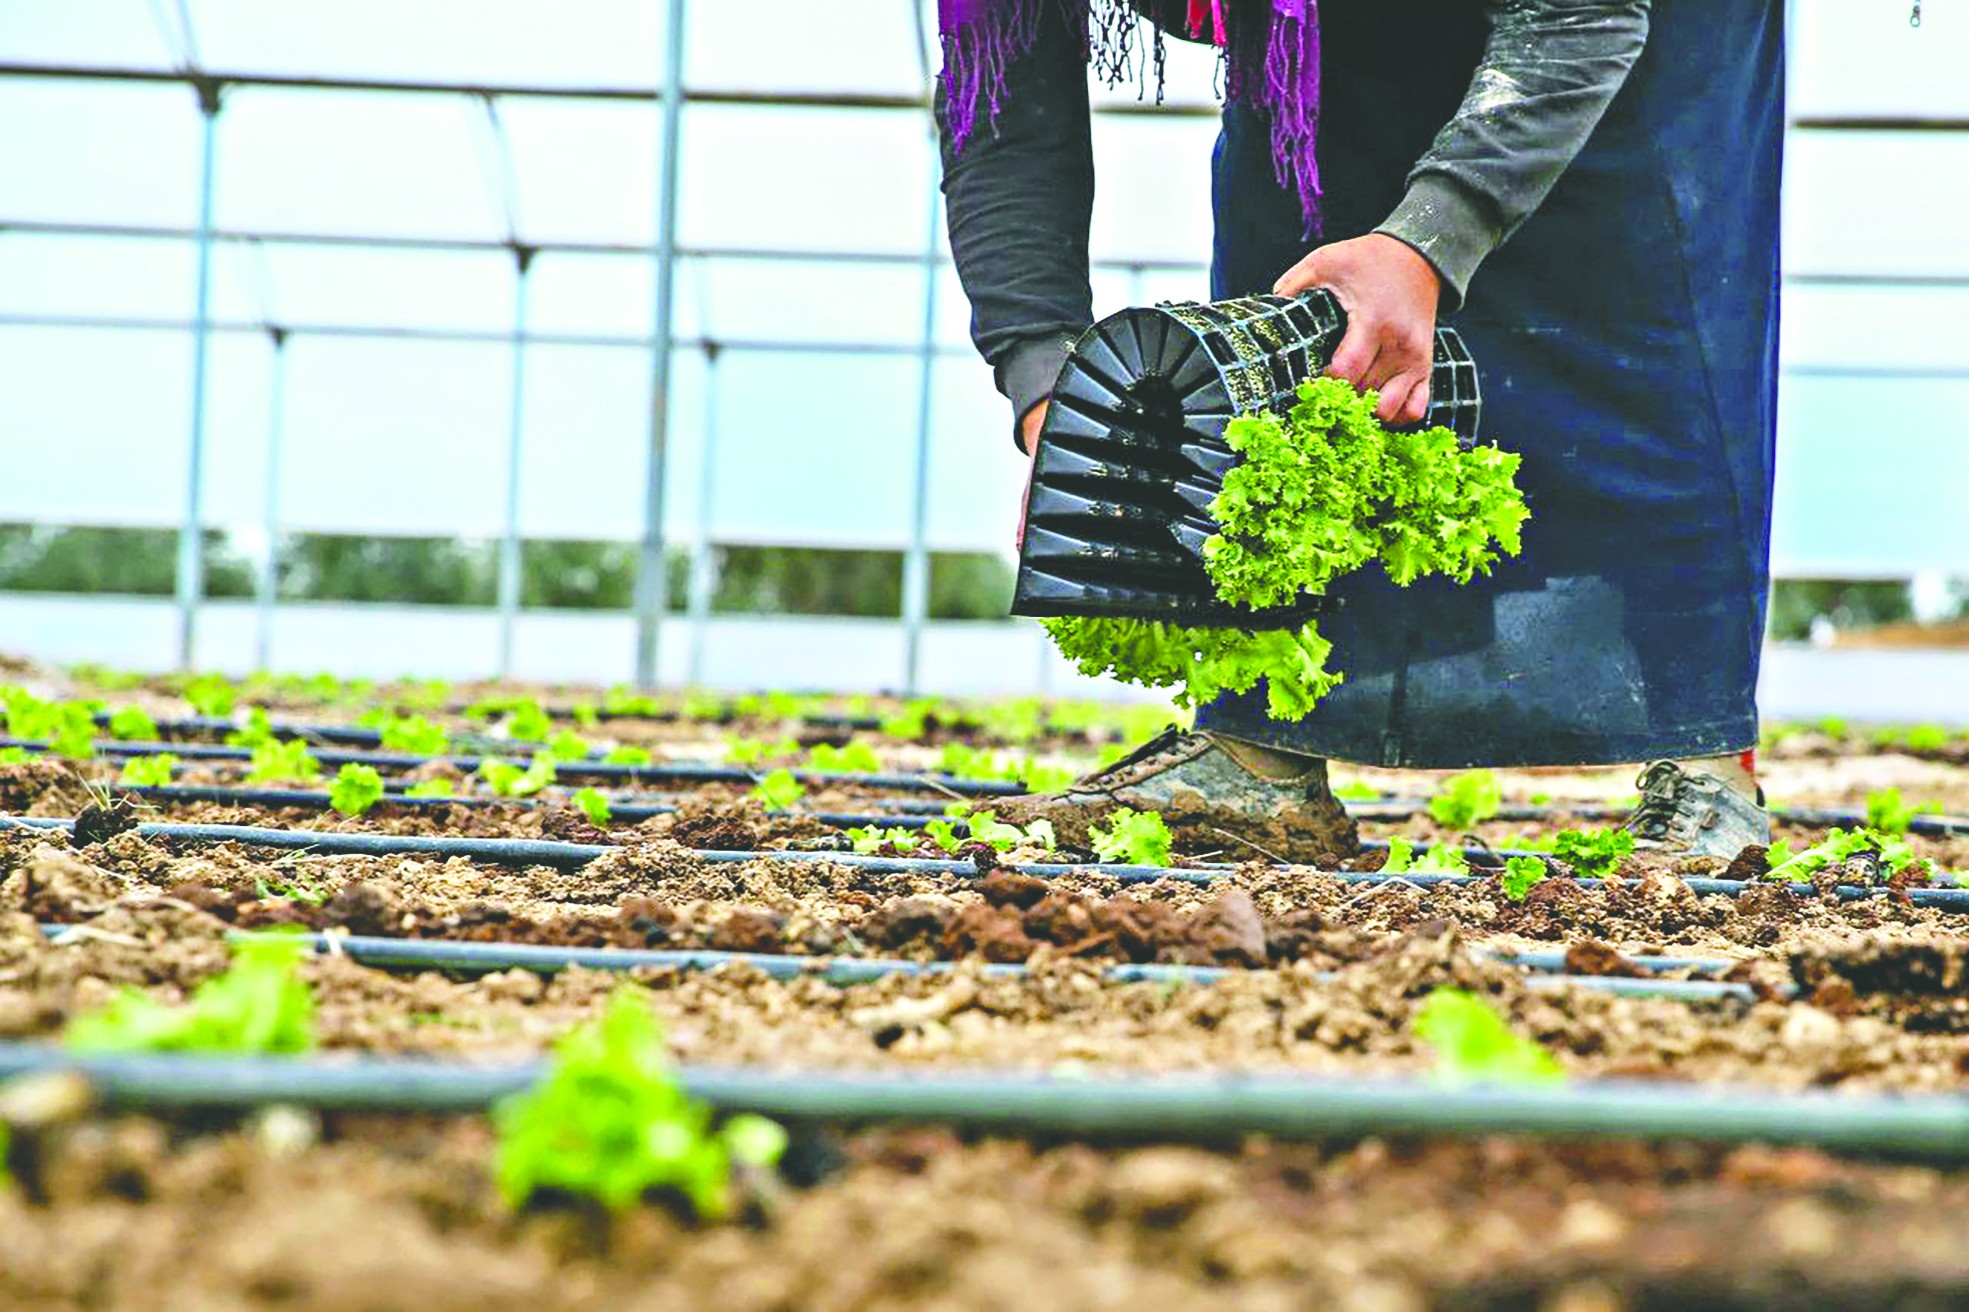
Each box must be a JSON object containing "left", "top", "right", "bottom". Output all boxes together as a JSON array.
[
  {"left": 1382, "top": 837, "right": 1470, "bottom": 876},
  {"left": 1413, "top": 988, "right": 1564, "bottom": 1085},
  {"left": 106, "top": 705, "right": 159, "bottom": 741},
  {"left": 329, "top": 763, "right": 385, "bottom": 817},
  {"left": 118, "top": 753, "right": 180, "bottom": 787},
  {"left": 65, "top": 936, "right": 315, "bottom": 1055},
  {"left": 1501, "top": 855, "right": 1549, "bottom": 902},
  {"left": 1089, "top": 807, "right": 1173, "bottom": 866},
  {"left": 749, "top": 768, "right": 805, "bottom": 811},
  {"left": 572, "top": 786, "right": 613, "bottom": 829},
  {"left": 247, "top": 739, "right": 321, "bottom": 785},
  {"left": 495, "top": 988, "right": 786, "bottom": 1216},
  {"left": 1043, "top": 377, "right": 1527, "bottom": 718},
  {"left": 1428, "top": 770, "right": 1503, "bottom": 830},
  {"left": 379, "top": 713, "right": 451, "bottom": 756}
]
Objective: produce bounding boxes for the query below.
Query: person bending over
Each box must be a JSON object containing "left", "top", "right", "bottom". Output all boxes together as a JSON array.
[{"left": 936, "top": 0, "right": 1782, "bottom": 860}]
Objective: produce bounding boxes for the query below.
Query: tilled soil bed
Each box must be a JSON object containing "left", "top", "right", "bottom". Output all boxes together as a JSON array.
[{"left": 5, "top": 704, "right": 1969, "bottom": 1308}]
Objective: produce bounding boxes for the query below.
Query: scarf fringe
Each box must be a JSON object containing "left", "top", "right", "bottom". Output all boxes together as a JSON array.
[{"left": 940, "top": 0, "right": 1319, "bottom": 230}]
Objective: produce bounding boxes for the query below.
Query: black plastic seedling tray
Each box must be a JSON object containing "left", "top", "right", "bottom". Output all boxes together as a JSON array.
[{"left": 1013, "top": 290, "right": 1480, "bottom": 627}]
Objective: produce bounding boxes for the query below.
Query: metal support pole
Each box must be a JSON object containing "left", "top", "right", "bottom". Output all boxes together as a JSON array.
[
  {"left": 634, "top": 0, "right": 689, "bottom": 689},
  {"left": 901, "top": 177, "right": 942, "bottom": 695},
  {"left": 686, "top": 341, "right": 722, "bottom": 686},
  {"left": 253, "top": 327, "right": 289, "bottom": 671},
  {"left": 174, "top": 79, "right": 222, "bottom": 670},
  {"left": 496, "top": 245, "right": 536, "bottom": 679}
]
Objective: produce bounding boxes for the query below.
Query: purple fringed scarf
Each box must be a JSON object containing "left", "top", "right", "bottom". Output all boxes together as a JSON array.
[{"left": 938, "top": 0, "right": 1322, "bottom": 229}]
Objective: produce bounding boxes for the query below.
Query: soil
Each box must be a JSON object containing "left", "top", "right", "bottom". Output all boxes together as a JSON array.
[{"left": 6, "top": 674, "right": 1969, "bottom": 1308}]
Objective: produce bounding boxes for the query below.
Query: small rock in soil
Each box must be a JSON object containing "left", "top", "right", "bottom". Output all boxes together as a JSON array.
[
  {"left": 1563, "top": 941, "right": 1647, "bottom": 978},
  {"left": 860, "top": 895, "right": 959, "bottom": 951},
  {"left": 1180, "top": 889, "right": 1268, "bottom": 968},
  {"left": 708, "top": 907, "right": 788, "bottom": 954},
  {"left": 945, "top": 903, "right": 1035, "bottom": 964}
]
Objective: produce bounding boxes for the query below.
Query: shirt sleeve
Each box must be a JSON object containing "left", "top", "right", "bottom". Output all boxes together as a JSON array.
[
  {"left": 1376, "top": 0, "right": 1653, "bottom": 309},
  {"left": 936, "top": 6, "right": 1096, "bottom": 441}
]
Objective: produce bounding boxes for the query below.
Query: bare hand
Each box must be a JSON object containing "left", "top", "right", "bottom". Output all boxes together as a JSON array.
[
  {"left": 1019, "top": 400, "right": 1049, "bottom": 457},
  {"left": 1273, "top": 234, "right": 1441, "bottom": 426},
  {"left": 1015, "top": 401, "right": 1048, "bottom": 548}
]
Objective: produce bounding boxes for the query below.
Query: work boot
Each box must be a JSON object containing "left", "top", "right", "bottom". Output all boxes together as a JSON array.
[
  {"left": 1623, "top": 759, "right": 1771, "bottom": 859},
  {"left": 997, "top": 727, "right": 1359, "bottom": 864}
]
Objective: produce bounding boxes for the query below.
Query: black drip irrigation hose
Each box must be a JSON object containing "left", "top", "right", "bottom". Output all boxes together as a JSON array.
[
  {"left": 8, "top": 813, "right": 1969, "bottom": 910},
  {"left": 112, "top": 785, "right": 944, "bottom": 833},
  {"left": 0, "top": 1046, "right": 1962, "bottom": 1156},
  {"left": 1354, "top": 798, "right": 1969, "bottom": 840},
  {"left": 1, "top": 736, "right": 1022, "bottom": 799},
  {"left": 26, "top": 925, "right": 1760, "bottom": 1002}
]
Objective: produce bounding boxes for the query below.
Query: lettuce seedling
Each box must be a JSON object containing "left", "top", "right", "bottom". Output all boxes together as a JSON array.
[
  {"left": 1550, "top": 828, "right": 1635, "bottom": 880},
  {"left": 1089, "top": 808, "right": 1173, "bottom": 866},
  {"left": 572, "top": 787, "right": 613, "bottom": 829},
  {"left": 879, "top": 699, "right": 939, "bottom": 739},
  {"left": 604, "top": 745, "right": 655, "bottom": 768},
  {"left": 118, "top": 752, "right": 180, "bottom": 787},
  {"left": 224, "top": 707, "right": 276, "bottom": 749},
  {"left": 807, "top": 741, "right": 882, "bottom": 774},
  {"left": 1333, "top": 780, "right": 1381, "bottom": 802},
  {"left": 1428, "top": 770, "right": 1502, "bottom": 830},
  {"left": 1903, "top": 725, "right": 1950, "bottom": 753},
  {"left": 4, "top": 690, "right": 98, "bottom": 759},
  {"left": 966, "top": 810, "right": 1058, "bottom": 853},
  {"left": 65, "top": 935, "right": 315, "bottom": 1055},
  {"left": 379, "top": 713, "right": 451, "bottom": 756},
  {"left": 1501, "top": 855, "right": 1549, "bottom": 902},
  {"left": 570, "top": 702, "right": 601, "bottom": 729},
  {"left": 329, "top": 763, "right": 385, "bottom": 817},
  {"left": 1016, "top": 759, "right": 1076, "bottom": 793},
  {"left": 503, "top": 700, "right": 554, "bottom": 744},
  {"left": 404, "top": 778, "right": 456, "bottom": 799},
  {"left": 847, "top": 824, "right": 918, "bottom": 855},
  {"left": 606, "top": 687, "right": 668, "bottom": 717},
  {"left": 921, "top": 819, "right": 966, "bottom": 855},
  {"left": 1382, "top": 837, "right": 1470, "bottom": 876},
  {"left": 480, "top": 753, "right": 557, "bottom": 798},
  {"left": 107, "top": 705, "right": 159, "bottom": 741},
  {"left": 183, "top": 673, "right": 237, "bottom": 718},
  {"left": 749, "top": 768, "right": 805, "bottom": 811},
  {"left": 496, "top": 988, "right": 786, "bottom": 1216},
  {"left": 1765, "top": 827, "right": 1918, "bottom": 884},
  {"left": 1866, "top": 787, "right": 1940, "bottom": 837},
  {"left": 547, "top": 729, "right": 592, "bottom": 762},
  {"left": 936, "top": 743, "right": 1020, "bottom": 782},
  {"left": 1413, "top": 988, "right": 1564, "bottom": 1086},
  {"left": 247, "top": 739, "right": 321, "bottom": 785}
]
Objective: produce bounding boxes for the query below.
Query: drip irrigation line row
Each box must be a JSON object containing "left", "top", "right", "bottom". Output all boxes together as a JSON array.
[
  {"left": 113, "top": 784, "right": 943, "bottom": 833},
  {"left": 61, "top": 723, "right": 1969, "bottom": 838},
  {"left": 1352, "top": 799, "right": 1969, "bottom": 840},
  {"left": 8, "top": 813, "right": 1969, "bottom": 909},
  {"left": 0, "top": 1046, "right": 1962, "bottom": 1157},
  {"left": 25, "top": 925, "right": 1757, "bottom": 1002},
  {"left": 2, "top": 736, "right": 1022, "bottom": 797}
]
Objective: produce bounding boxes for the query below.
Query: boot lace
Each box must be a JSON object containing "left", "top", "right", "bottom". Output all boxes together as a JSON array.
[{"left": 1625, "top": 762, "right": 1686, "bottom": 839}]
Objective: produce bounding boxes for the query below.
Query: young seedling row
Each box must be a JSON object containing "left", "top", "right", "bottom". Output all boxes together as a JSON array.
[{"left": 2, "top": 670, "right": 1968, "bottom": 1305}]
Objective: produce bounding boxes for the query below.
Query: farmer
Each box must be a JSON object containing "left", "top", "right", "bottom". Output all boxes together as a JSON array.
[{"left": 937, "top": 0, "right": 1781, "bottom": 860}]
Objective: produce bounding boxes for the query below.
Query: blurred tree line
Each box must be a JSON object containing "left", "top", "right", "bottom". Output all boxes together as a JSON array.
[{"left": 0, "top": 524, "right": 1012, "bottom": 620}]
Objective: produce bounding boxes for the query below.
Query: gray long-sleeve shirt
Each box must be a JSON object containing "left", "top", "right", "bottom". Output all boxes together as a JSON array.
[{"left": 937, "top": 0, "right": 1652, "bottom": 429}]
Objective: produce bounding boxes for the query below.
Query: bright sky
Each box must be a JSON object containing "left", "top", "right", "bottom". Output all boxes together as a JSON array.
[{"left": 0, "top": 0, "right": 1964, "bottom": 575}]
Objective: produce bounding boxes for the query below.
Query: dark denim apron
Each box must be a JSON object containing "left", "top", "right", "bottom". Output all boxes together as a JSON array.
[{"left": 1195, "top": 0, "right": 1784, "bottom": 768}]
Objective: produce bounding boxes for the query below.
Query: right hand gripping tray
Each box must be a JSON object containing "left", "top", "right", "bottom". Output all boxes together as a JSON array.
[{"left": 1012, "top": 289, "right": 1481, "bottom": 627}]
